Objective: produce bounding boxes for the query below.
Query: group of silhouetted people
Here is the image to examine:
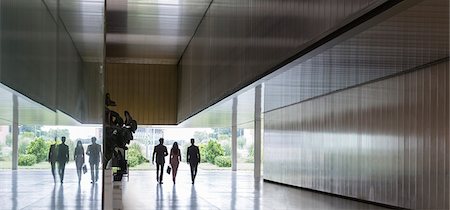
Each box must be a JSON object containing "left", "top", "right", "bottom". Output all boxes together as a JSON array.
[
  {"left": 48, "top": 136, "right": 102, "bottom": 184},
  {"left": 152, "top": 138, "right": 200, "bottom": 184}
]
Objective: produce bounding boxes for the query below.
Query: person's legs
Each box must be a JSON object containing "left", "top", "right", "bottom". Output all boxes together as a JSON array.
[
  {"left": 192, "top": 163, "right": 198, "bottom": 182},
  {"left": 51, "top": 162, "right": 56, "bottom": 181},
  {"left": 159, "top": 163, "right": 164, "bottom": 183},
  {"left": 59, "top": 162, "right": 66, "bottom": 183},
  {"left": 172, "top": 163, "right": 178, "bottom": 183},
  {"left": 156, "top": 163, "right": 160, "bottom": 182},
  {"left": 76, "top": 165, "right": 81, "bottom": 182},
  {"left": 189, "top": 162, "right": 195, "bottom": 183},
  {"left": 94, "top": 162, "right": 99, "bottom": 182},
  {"left": 90, "top": 163, "right": 95, "bottom": 183}
]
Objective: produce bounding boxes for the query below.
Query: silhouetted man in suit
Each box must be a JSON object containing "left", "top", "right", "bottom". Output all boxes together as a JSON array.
[
  {"left": 187, "top": 138, "right": 200, "bottom": 184},
  {"left": 152, "top": 138, "right": 168, "bottom": 184},
  {"left": 86, "top": 137, "right": 102, "bottom": 183},
  {"left": 57, "top": 136, "right": 69, "bottom": 183},
  {"left": 48, "top": 138, "right": 58, "bottom": 182}
]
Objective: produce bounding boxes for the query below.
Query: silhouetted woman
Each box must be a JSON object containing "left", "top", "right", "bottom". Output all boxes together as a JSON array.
[
  {"left": 170, "top": 142, "right": 181, "bottom": 184},
  {"left": 74, "top": 141, "right": 85, "bottom": 182}
]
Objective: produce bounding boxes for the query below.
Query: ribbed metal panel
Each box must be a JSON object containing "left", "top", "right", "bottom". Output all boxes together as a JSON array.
[
  {"left": 177, "top": 0, "right": 386, "bottom": 123},
  {"left": 0, "top": 0, "right": 58, "bottom": 110},
  {"left": 0, "top": 0, "right": 105, "bottom": 124},
  {"left": 106, "top": 64, "right": 178, "bottom": 125},
  {"left": 264, "top": 0, "right": 449, "bottom": 112},
  {"left": 264, "top": 60, "right": 449, "bottom": 209}
]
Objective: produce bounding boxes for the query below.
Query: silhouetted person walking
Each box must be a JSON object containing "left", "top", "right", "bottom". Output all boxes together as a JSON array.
[
  {"left": 170, "top": 142, "right": 181, "bottom": 184},
  {"left": 57, "top": 136, "right": 69, "bottom": 183},
  {"left": 152, "top": 138, "right": 168, "bottom": 184},
  {"left": 86, "top": 137, "right": 102, "bottom": 183},
  {"left": 187, "top": 138, "right": 200, "bottom": 184},
  {"left": 48, "top": 138, "right": 58, "bottom": 182},
  {"left": 74, "top": 140, "right": 85, "bottom": 182}
]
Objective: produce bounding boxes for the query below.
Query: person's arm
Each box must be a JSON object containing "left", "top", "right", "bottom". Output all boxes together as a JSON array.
[
  {"left": 187, "top": 147, "right": 190, "bottom": 163},
  {"left": 48, "top": 146, "right": 52, "bottom": 162},
  {"left": 152, "top": 146, "right": 156, "bottom": 164},
  {"left": 164, "top": 147, "right": 168, "bottom": 156},
  {"left": 179, "top": 149, "right": 182, "bottom": 162},
  {"left": 73, "top": 148, "right": 77, "bottom": 161},
  {"left": 86, "top": 146, "right": 91, "bottom": 156},
  {"left": 65, "top": 146, "right": 69, "bottom": 163}
]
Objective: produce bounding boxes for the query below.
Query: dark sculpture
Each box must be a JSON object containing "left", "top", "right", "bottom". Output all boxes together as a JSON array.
[{"left": 104, "top": 93, "right": 137, "bottom": 169}]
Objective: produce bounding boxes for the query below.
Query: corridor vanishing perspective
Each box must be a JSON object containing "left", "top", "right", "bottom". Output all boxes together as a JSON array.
[{"left": 0, "top": 0, "right": 448, "bottom": 209}]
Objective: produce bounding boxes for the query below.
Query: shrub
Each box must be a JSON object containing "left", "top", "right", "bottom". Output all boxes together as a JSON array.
[
  {"left": 222, "top": 141, "right": 231, "bottom": 156},
  {"left": 26, "top": 137, "right": 48, "bottom": 162},
  {"left": 19, "top": 141, "right": 29, "bottom": 155},
  {"left": 237, "top": 137, "right": 246, "bottom": 149},
  {"left": 18, "top": 154, "right": 37, "bottom": 166},
  {"left": 204, "top": 140, "right": 224, "bottom": 163},
  {"left": 127, "top": 143, "right": 147, "bottom": 167},
  {"left": 198, "top": 143, "right": 207, "bottom": 163},
  {"left": 214, "top": 156, "right": 231, "bottom": 167}
]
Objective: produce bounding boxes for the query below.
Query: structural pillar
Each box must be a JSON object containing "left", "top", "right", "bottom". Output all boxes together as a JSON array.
[
  {"left": 254, "top": 85, "right": 262, "bottom": 179},
  {"left": 231, "top": 97, "right": 237, "bottom": 171},
  {"left": 12, "top": 94, "right": 19, "bottom": 170}
]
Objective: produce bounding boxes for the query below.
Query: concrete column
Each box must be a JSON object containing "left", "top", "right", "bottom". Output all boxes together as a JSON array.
[
  {"left": 12, "top": 94, "right": 19, "bottom": 170},
  {"left": 254, "top": 85, "right": 262, "bottom": 179},
  {"left": 231, "top": 97, "right": 237, "bottom": 171}
]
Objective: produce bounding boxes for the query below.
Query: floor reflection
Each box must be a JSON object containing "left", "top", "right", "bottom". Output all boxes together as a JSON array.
[
  {"left": 1, "top": 169, "right": 102, "bottom": 210},
  {"left": 122, "top": 169, "right": 390, "bottom": 210},
  {"left": 172, "top": 185, "right": 178, "bottom": 210}
]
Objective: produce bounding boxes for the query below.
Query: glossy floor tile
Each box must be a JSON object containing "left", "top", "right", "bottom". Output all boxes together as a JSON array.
[
  {"left": 122, "top": 164, "right": 389, "bottom": 210},
  {"left": 0, "top": 165, "right": 390, "bottom": 210},
  {"left": 0, "top": 169, "right": 102, "bottom": 210}
]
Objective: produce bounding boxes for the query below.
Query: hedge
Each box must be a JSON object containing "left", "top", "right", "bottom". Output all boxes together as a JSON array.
[
  {"left": 18, "top": 154, "right": 37, "bottom": 166},
  {"left": 214, "top": 155, "right": 231, "bottom": 167}
]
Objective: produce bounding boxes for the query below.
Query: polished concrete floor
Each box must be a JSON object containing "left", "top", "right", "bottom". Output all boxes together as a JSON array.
[
  {"left": 122, "top": 164, "right": 389, "bottom": 210},
  {"left": 1, "top": 166, "right": 390, "bottom": 210},
  {"left": 0, "top": 169, "right": 102, "bottom": 210}
]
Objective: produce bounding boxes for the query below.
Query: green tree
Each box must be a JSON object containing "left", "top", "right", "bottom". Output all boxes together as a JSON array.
[
  {"left": 18, "top": 154, "right": 37, "bottom": 166},
  {"left": 237, "top": 136, "right": 246, "bottom": 149},
  {"left": 5, "top": 134, "right": 12, "bottom": 146},
  {"left": 127, "top": 143, "right": 148, "bottom": 167},
  {"left": 222, "top": 141, "right": 231, "bottom": 156},
  {"left": 204, "top": 140, "right": 224, "bottom": 163},
  {"left": 193, "top": 131, "right": 209, "bottom": 143},
  {"left": 214, "top": 156, "right": 231, "bottom": 167},
  {"left": 19, "top": 141, "right": 30, "bottom": 155},
  {"left": 198, "top": 143, "right": 207, "bottom": 163},
  {"left": 42, "top": 128, "right": 70, "bottom": 140},
  {"left": 26, "top": 137, "right": 49, "bottom": 162}
]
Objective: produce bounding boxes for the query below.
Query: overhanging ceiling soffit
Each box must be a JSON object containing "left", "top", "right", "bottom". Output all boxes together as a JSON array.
[{"left": 106, "top": 0, "right": 212, "bottom": 65}]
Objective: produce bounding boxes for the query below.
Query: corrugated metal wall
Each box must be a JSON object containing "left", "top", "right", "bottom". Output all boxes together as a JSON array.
[
  {"left": 177, "top": 0, "right": 387, "bottom": 123},
  {"left": 264, "top": 0, "right": 449, "bottom": 112},
  {"left": 1, "top": 0, "right": 58, "bottom": 109},
  {"left": 0, "top": 0, "right": 104, "bottom": 124},
  {"left": 105, "top": 64, "right": 177, "bottom": 125},
  {"left": 264, "top": 60, "right": 449, "bottom": 209}
]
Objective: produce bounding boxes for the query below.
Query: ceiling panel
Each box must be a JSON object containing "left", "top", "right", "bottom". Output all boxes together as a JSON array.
[
  {"left": 106, "top": 0, "right": 211, "bottom": 64},
  {"left": 59, "top": 0, "right": 105, "bottom": 62}
]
